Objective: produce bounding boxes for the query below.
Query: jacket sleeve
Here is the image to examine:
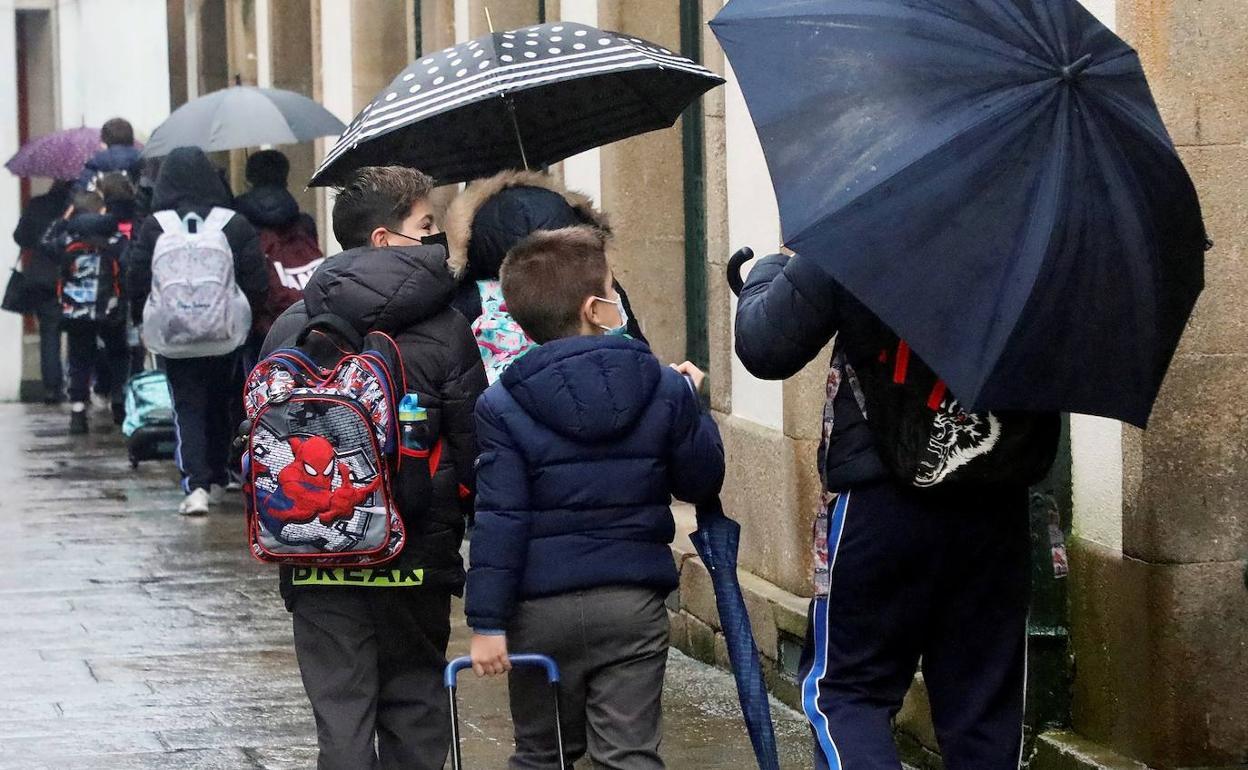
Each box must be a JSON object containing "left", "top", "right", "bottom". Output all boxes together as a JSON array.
[
  {"left": 666, "top": 373, "right": 726, "bottom": 505},
  {"left": 440, "top": 315, "right": 488, "bottom": 501},
  {"left": 226, "top": 217, "right": 270, "bottom": 313},
  {"left": 126, "top": 216, "right": 160, "bottom": 325},
  {"left": 463, "top": 393, "right": 532, "bottom": 631},
  {"left": 734, "top": 252, "right": 841, "bottom": 380}
]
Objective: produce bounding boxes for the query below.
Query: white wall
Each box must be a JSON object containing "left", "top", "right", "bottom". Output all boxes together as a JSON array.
[
  {"left": 317, "top": 0, "right": 353, "bottom": 257},
  {"left": 0, "top": 2, "right": 23, "bottom": 401},
  {"left": 557, "top": 0, "right": 601, "bottom": 207},
  {"left": 1070, "top": 0, "right": 1123, "bottom": 551},
  {"left": 56, "top": 0, "right": 170, "bottom": 139},
  {"left": 724, "top": 57, "right": 784, "bottom": 429}
]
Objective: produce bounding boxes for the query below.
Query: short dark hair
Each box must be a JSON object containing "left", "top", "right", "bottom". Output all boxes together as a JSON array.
[
  {"left": 246, "top": 149, "right": 290, "bottom": 188},
  {"left": 95, "top": 172, "right": 135, "bottom": 205},
  {"left": 71, "top": 191, "right": 104, "bottom": 213},
  {"left": 100, "top": 118, "right": 134, "bottom": 147},
  {"left": 332, "top": 166, "right": 435, "bottom": 250},
  {"left": 500, "top": 226, "right": 610, "bottom": 344}
]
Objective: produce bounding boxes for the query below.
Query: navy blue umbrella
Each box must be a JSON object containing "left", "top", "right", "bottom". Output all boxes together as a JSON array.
[
  {"left": 692, "top": 500, "right": 780, "bottom": 770},
  {"left": 711, "top": 0, "right": 1207, "bottom": 427}
]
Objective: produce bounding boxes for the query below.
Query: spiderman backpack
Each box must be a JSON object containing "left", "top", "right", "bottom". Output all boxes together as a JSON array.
[{"left": 242, "top": 315, "right": 425, "bottom": 566}]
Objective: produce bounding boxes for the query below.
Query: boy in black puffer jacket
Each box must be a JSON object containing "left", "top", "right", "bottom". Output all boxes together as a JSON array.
[
  {"left": 261, "top": 166, "right": 486, "bottom": 770},
  {"left": 465, "top": 226, "right": 724, "bottom": 770}
]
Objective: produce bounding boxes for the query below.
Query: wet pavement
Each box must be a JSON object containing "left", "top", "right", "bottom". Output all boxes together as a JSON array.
[{"left": 0, "top": 403, "right": 814, "bottom": 769}]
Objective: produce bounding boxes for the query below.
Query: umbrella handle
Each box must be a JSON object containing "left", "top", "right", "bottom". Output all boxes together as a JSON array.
[{"left": 727, "top": 247, "right": 754, "bottom": 297}]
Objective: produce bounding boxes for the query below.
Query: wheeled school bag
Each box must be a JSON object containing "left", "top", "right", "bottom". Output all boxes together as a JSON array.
[
  {"left": 242, "top": 315, "right": 424, "bottom": 567},
  {"left": 142, "top": 207, "right": 252, "bottom": 359},
  {"left": 445, "top": 654, "right": 566, "bottom": 770},
  {"left": 122, "top": 369, "right": 176, "bottom": 468}
]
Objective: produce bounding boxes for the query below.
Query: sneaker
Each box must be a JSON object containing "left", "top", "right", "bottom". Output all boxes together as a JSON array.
[
  {"left": 68, "top": 404, "right": 88, "bottom": 435},
  {"left": 225, "top": 469, "right": 245, "bottom": 492},
  {"left": 208, "top": 484, "right": 228, "bottom": 505},
  {"left": 179, "top": 488, "right": 211, "bottom": 516}
]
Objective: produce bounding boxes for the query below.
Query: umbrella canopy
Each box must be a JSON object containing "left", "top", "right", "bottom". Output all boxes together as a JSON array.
[
  {"left": 6, "top": 126, "right": 102, "bottom": 180},
  {"left": 143, "top": 86, "right": 346, "bottom": 158},
  {"left": 310, "top": 22, "right": 723, "bottom": 186},
  {"left": 711, "top": 0, "right": 1207, "bottom": 427},
  {"left": 692, "top": 500, "right": 780, "bottom": 770}
]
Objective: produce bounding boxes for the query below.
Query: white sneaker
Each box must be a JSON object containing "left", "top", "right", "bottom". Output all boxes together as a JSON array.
[
  {"left": 179, "top": 488, "right": 211, "bottom": 516},
  {"left": 208, "top": 485, "right": 227, "bottom": 505}
]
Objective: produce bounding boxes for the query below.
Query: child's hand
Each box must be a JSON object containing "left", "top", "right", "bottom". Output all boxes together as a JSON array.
[
  {"left": 470, "top": 633, "right": 511, "bottom": 677},
  {"left": 670, "top": 361, "right": 706, "bottom": 394}
]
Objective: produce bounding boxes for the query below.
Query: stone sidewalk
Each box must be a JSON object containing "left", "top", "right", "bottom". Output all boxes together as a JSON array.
[{"left": 0, "top": 403, "right": 814, "bottom": 769}]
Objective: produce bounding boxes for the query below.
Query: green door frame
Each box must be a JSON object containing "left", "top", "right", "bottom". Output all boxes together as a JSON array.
[{"left": 680, "top": 0, "right": 709, "bottom": 370}]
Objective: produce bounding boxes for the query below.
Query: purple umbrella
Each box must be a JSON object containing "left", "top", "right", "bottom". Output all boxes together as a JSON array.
[{"left": 5, "top": 127, "right": 102, "bottom": 180}]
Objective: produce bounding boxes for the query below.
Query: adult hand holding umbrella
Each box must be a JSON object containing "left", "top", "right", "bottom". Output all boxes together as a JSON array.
[
  {"left": 311, "top": 22, "right": 723, "bottom": 186},
  {"left": 142, "top": 86, "right": 346, "bottom": 158},
  {"left": 711, "top": 0, "right": 1208, "bottom": 427}
]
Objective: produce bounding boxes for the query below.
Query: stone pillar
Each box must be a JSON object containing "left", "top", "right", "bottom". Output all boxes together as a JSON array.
[
  {"left": 312, "top": 0, "right": 353, "bottom": 255},
  {"left": 268, "top": 0, "right": 318, "bottom": 211},
  {"left": 1068, "top": 2, "right": 1248, "bottom": 767},
  {"left": 0, "top": 1, "right": 22, "bottom": 402},
  {"left": 350, "top": 0, "right": 411, "bottom": 114},
  {"left": 597, "top": 0, "right": 687, "bottom": 366}
]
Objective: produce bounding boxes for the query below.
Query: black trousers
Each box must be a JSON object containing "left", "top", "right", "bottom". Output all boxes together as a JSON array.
[
  {"left": 164, "top": 353, "right": 238, "bottom": 492},
  {"left": 64, "top": 320, "right": 127, "bottom": 405},
  {"left": 35, "top": 296, "right": 63, "bottom": 400},
  {"left": 798, "top": 479, "right": 1031, "bottom": 770},
  {"left": 291, "top": 587, "right": 453, "bottom": 770}
]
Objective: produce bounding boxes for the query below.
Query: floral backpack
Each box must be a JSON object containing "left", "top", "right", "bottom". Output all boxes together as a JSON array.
[{"left": 471, "top": 279, "right": 533, "bottom": 384}]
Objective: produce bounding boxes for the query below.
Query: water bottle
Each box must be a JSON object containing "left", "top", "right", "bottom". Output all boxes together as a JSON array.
[{"left": 398, "top": 393, "right": 429, "bottom": 453}]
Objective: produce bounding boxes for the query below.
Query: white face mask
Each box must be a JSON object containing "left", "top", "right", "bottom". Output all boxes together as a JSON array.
[{"left": 591, "top": 295, "right": 629, "bottom": 336}]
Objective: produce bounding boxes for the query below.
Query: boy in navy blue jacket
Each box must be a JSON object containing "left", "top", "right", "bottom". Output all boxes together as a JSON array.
[{"left": 465, "top": 226, "right": 724, "bottom": 769}]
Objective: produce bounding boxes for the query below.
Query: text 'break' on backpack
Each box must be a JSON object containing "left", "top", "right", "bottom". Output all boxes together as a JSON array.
[
  {"left": 142, "top": 207, "right": 252, "bottom": 359},
  {"left": 241, "top": 315, "right": 439, "bottom": 567}
]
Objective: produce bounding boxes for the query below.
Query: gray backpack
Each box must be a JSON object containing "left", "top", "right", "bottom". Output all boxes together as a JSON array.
[{"left": 143, "top": 207, "right": 251, "bottom": 358}]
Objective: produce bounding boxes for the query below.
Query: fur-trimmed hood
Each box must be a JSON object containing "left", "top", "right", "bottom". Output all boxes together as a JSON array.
[{"left": 443, "top": 169, "right": 610, "bottom": 280}]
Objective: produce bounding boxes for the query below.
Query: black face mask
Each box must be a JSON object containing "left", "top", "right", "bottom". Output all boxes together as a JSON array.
[{"left": 420, "top": 231, "right": 448, "bottom": 249}]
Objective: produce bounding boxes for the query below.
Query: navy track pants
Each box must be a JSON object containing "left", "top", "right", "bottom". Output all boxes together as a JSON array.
[{"left": 798, "top": 480, "right": 1031, "bottom": 770}]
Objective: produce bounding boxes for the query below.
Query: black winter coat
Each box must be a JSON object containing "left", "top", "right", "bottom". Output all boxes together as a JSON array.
[
  {"left": 125, "top": 147, "right": 268, "bottom": 325},
  {"left": 76, "top": 145, "right": 143, "bottom": 190},
  {"left": 234, "top": 185, "right": 317, "bottom": 242},
  {"left": 262, "top": 245, "right": 488, "bottom": 600},
  {"left": 464, "top": 335, "right": 725, "bottom": 631}
]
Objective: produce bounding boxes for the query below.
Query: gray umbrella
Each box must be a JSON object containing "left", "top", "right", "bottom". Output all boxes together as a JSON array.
[{"left": 142, "top": 86, "right": 346, "bottom": 158}]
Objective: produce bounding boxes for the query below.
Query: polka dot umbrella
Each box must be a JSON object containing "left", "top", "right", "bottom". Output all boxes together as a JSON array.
[
  {"left": 310, "top": 22, "right": 724, "bottom": 187},
  {"left": 6, "top": 126, "right": 103, "bottom": 180}
]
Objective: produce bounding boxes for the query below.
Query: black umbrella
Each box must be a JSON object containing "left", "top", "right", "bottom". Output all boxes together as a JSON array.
[
  {"left": 711, "top": 0, "right": 1207, "bottom": 427},
  {"left": 310, "top": 22, "right": 723, "bottom": 186},
  {"left": 142, "top": 86, "right": 346, "bottom": 158}
]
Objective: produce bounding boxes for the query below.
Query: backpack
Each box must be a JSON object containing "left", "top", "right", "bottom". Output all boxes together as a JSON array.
[
  {"left": 255, "top": 224, "right": 325, "bottom": 338},
  {"left": 836, "top": 339, "right": 1060, "bottom": 489},
  {"left": 60, "top": 237, "right": 121, "bottom": 323},
  {"left": 242, "top": 315, "right": 421, "bottom": 567},
  {"left": 142, "top": 207, "right": 251, "bottom": 358},
  {"left": 472, "top": 279, "right": 533, "bottom": 384}
]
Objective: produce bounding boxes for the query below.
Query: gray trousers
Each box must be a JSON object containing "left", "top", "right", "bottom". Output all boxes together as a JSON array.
[
  {"left": 291, "top": 587, "right": 452, "bottom": 770},
  {"left": 507, "top": 585, "right": 670, "bottom": 770}
]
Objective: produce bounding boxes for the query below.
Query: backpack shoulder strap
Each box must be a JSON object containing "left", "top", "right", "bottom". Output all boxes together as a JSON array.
[
  {"left": 203, "top": 207, "right": 235, "bottom": 233},
  {"left": 153, "top": 210, "right": 182, "bottom": 234}
]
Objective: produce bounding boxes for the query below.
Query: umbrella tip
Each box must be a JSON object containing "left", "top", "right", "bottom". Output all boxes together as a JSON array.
[{"left": 1060, "top": 54, "right": 1094, "bottom": 82}]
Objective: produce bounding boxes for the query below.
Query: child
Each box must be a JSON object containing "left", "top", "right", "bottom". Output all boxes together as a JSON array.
[
  {"left": 260, "top": 165, "right": 487, "bottom": 770},
  {"left": 466, "top": 226, "right": 725, "bottom": 769},
  {"left": 40, "top": 191, "right": 129, "bottom": 433}
]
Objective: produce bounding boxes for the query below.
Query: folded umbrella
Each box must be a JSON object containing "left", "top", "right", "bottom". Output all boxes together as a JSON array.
[
  {"left": 142, "top": 86, "right": 346, "bottom": 158},
  {"left": 6, "top": 126, "right": 102, "bottom": 180},
  {"left": 310, "top": 22, "right": 723, "bottom": 186},
  {"left": 692, "top": 499, "right": 780, "bottom": 770},
  {"left": 711, "top": 0, "right": 1208, "bottom": 427}
]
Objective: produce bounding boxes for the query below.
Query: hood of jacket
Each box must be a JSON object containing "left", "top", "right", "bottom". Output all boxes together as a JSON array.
[
  {"left": 235, "top": 185, "right": 300, "bottom": 228},
  {"left": 444, "top": 169, "right": 611, "bottom": 280},
  {"left": 152, "top": 147, "right": 231, "bottom": 211},
  {"left": 302, "top": 244, "right": 457, "bottom": 336},
  {"left": 501, "top": 335, "right": 661, "bottom": 443},
  {"left": 66, "top": 212, "right": 119, "bottom": 239}
]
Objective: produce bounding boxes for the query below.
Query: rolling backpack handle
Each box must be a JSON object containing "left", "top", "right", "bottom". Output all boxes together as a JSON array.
[{"left": 444, "top": 654, "right": 566, "bottom": 770}]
